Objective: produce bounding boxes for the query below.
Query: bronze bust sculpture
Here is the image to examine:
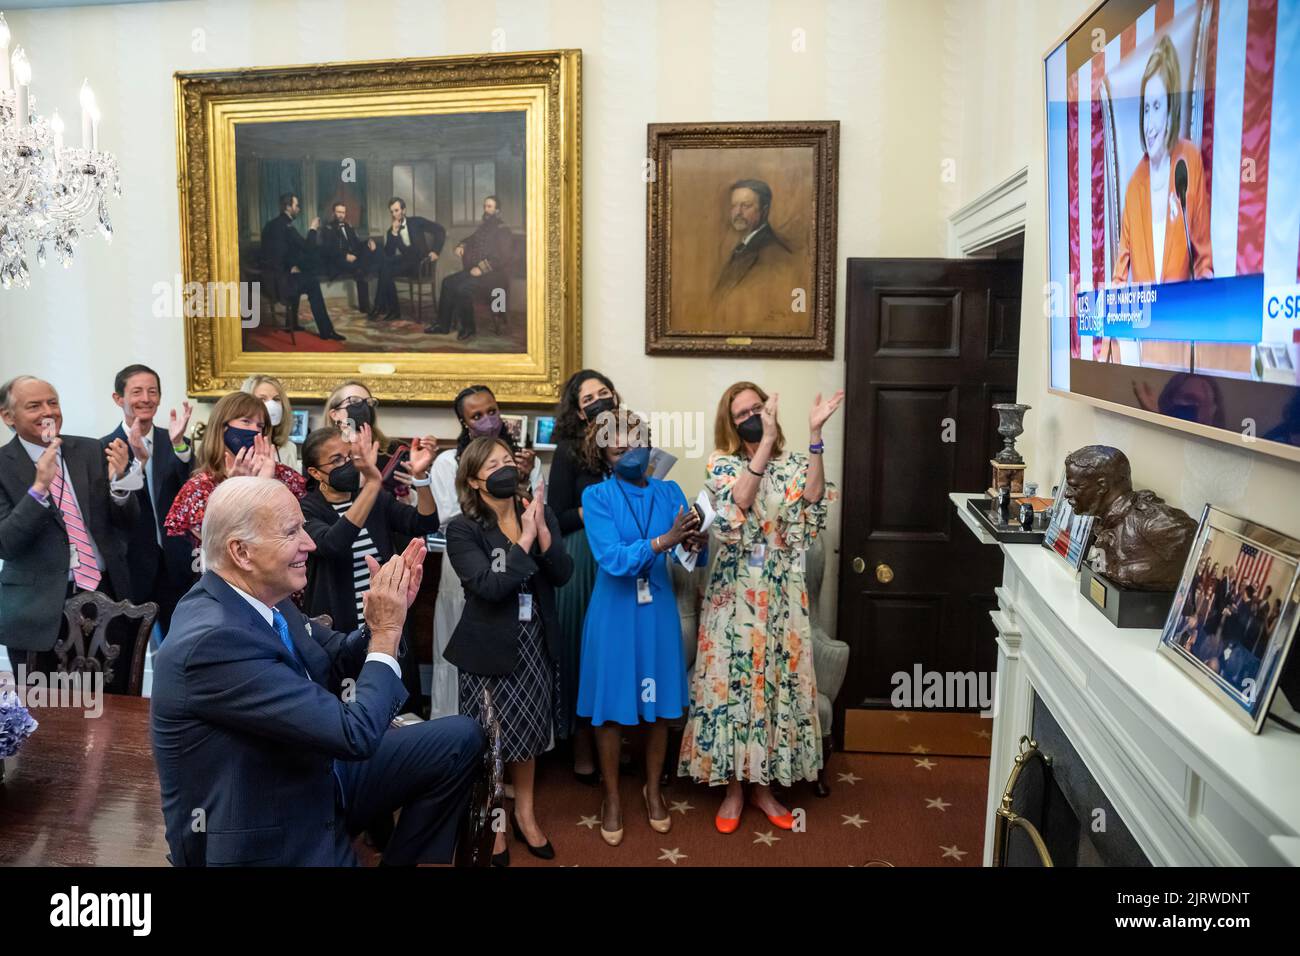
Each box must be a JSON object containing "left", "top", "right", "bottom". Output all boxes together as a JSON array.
[{"left": 1062, "top": 445, "right": 1197, "bottom": 592}]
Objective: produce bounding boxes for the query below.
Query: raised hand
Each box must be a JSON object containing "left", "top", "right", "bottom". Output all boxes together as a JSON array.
[
  {"left": 251, "top": 434, "right": 276, "bottom": 479},
  {"left": 809, "top": 389, "right": 844, "bottom": 437},
  {"left": 362, "top": 553, "right": 411, "bottom": 650},
  {"left": 105, "top": 438, "right": 130, "bottom": 481},
  {"left": 404, "top": 435, "right": 435, "bottom": 478},
  {"left": 761, "top": 392, "right": 780, "bottom": 443},
  {"left": 127, "top": 418, "right": 150, "bottom": 463},
  {"left": 353, "top": 424, "right": 382, "bottom": 482},
  {"left": 394, "top": 537, "right": 428, "bottom": 607},
  {"left": 514, "top": 446, "right": 536, "bottom": 477},
  {"left": 168, "top": 401, "right": 193, "bottom": 446},
  {"left": 33, "top": 438, "right": 61, "bottom": 494},
  {"left": 227, "top": 446, "right": 254, "bottom": 477}
]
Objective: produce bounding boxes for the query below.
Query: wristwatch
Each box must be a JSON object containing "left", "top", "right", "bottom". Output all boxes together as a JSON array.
[{"left": 808, "top": 441, "right": 825, "bottom": 455}]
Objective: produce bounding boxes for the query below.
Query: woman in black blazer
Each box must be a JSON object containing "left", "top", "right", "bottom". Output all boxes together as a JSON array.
[
  {"left": 300, "top": 425, "right": 439, "bottom": 705},
  {"left": 444, "top": 435, "right": 572, "bottom": 866}
]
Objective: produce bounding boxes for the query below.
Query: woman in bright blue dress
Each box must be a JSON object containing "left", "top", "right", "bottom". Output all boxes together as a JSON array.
[{"left": 576, "top": 408, "right": 706, "bottom": 846}]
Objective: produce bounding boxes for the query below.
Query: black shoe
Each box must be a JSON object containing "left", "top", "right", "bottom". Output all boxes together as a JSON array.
[
  {"left": 491, "top": 846, "right": 510, "bottom": 867},
  {"left": 423, "top": 324, "right": 450, "bottom": 335},
  {"left": 383, "top": 311, "right": 400, "bottom": 321},
  {"left": 456, "top": 330, "right": 473, "bottom": 341},
  {"left": 322, "top": 332, "right": 347, "bottom": 341},
  {"left": 573, "top": 769, "right": 599, "bottom": 788},
  {"left": 511, "top": 817, "right": 555, "bottom": 860}
]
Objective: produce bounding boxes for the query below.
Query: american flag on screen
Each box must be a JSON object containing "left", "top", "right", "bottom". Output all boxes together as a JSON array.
[
  {"left": 1066, "top": 0, "right": 1299, "bottom": 359},
  {"left": 1233, "top": 542, "right": 1274, "bottom": 590}
]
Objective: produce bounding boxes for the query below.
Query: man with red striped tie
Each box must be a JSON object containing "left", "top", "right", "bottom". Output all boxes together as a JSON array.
[{"left": 0, "top": 376, "right": 139, "bottom": 686}]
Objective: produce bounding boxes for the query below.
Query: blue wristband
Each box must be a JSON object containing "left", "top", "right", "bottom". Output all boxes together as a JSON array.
[{"left": 809, "top": 441, "right": 825, "bottom": 454}]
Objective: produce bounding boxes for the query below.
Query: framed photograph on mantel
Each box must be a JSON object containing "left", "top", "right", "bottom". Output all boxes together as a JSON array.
[
  {"left": 1157, "top": 505, "right": 1300, "bottom": 733},
  {"left": 174, "top": 50, "right": 581, "bottom": 405},
  {"left": 645, "top": 121, "right": 839, "bottom": 358}
]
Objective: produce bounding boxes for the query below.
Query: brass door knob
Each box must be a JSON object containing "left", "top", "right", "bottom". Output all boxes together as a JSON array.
[
  {"left": 852, "top": 557, "right": 865, "bottom": 574},
  {"left": 875, "top": 563, "right": 894, "bottom": 584}
]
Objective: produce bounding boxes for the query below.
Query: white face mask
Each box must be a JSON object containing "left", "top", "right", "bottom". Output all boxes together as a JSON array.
[{"left": 264, "top": 399, "right": 283, "bottom": 428}]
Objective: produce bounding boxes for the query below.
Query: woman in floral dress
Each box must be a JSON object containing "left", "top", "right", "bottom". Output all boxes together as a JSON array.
[{"left": 679, "top": 381, "right": 843, "bottom": 834}]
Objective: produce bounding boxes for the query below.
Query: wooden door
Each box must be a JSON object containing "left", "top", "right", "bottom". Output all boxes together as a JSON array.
[{"left": 836, "top": 257, "right": 1022, "bottom": 727}]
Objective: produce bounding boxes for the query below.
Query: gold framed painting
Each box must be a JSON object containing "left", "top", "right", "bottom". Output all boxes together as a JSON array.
[
  {"left": 174, "top": 50, "right": 581, "bottom": 405},
  {"left": 645, "top": 121, "right": 838, "bottom": 358}
]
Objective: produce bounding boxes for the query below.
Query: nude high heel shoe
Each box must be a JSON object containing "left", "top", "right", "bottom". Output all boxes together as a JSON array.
[
  {"left": 642, "top": 785, "right": 672, "bottom": 834},
  {"left": 600, "top": 801, "right": 624, "bottom": 846}
]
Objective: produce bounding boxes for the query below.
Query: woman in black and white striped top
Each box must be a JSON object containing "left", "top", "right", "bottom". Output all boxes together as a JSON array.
[{"left": 300, "top": 425, "right": 440, "bottom": 703}]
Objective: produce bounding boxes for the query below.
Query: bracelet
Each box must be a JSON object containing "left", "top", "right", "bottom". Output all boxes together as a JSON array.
[
  {"left": 809, "top": 441, "right": 825, "bottom": 455},
  {"left": 653, "top": 535, "right": 661, "bottom": 552},
  {"left": 173, "top": 438, "right": 189, "bottom": 452},
  {"left": 745, "top": 463, "right": 764, "bottom": 477},
  {"left": 408, "top": 474, "right": 432, "bottom": 488}
]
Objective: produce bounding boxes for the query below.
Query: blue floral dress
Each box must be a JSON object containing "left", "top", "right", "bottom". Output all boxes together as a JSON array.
[{"left": 679, "top": 451, "right": 836, "bottom": 786}]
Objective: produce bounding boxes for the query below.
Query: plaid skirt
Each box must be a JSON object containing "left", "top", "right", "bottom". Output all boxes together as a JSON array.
[{"left": 458, "top": 596, "right": 558, "bottom": 763}]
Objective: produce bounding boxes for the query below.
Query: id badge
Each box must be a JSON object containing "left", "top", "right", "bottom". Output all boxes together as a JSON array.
[
  {"left": 636, "top": 576, "right": 653, "bottom": 605},
  {"left": 69, "top": 542, "right": 81, "bottom": 569},
  {"left": 747, "top": 543, "right": 766, "bottom": 568},
  {"left": 518, "top": 592, "right": 533, "bottom": 621}
]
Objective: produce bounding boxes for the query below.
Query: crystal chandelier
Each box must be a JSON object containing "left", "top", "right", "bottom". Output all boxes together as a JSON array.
[{"left": 0, "top": 12, "right": 119, "bottom": 289}]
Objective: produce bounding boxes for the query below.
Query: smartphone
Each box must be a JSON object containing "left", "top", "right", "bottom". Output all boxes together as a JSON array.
[{"left": 39, "top": 417, "right": 57, "bottom": 442}]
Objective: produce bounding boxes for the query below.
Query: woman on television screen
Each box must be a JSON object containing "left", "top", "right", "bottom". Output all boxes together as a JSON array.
[{"left": 1112, "top": 35, "right": 1213, "bottom": 286}]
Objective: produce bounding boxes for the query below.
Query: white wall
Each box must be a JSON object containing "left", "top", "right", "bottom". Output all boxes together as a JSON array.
[
  {"left": 943, "top": 0, "right": 1300, "bottom": 539},
  {"left": 3, "top": 0, "right": 1296, "bottom": 641}
]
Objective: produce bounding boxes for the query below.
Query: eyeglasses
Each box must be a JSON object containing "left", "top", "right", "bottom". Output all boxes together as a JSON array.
[
  {"left": 731, "top": 403, "right": 763, "bottom": 424},
  {"left": 337, "top": 396, "right": 378, "bottom": 410}
]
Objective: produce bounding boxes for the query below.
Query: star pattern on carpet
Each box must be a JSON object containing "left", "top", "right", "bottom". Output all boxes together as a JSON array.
[
  {"left": 753, "top": 830, "right": 780, "bottom": 846},
  {"left": 973, "top": 728, "right": 992, "bottom": 739},
  {"left": 894, "top": 713, "right": 913, "bottom": 722},
  {"left": 841, "top": 814, "right": 868, "bottom": 828},
  {"left": 940, "top": 844, "right": 968, "bottom": 860},
  {"left": 658, "top": 847, "right": 687, "bottom": 864},
  {"left": 909, "top": 744, "right": 932, "bottom": 754},
  {"left": 913, "top": 758, "right": 937, "bottom": 770},
  {"left": 837, "top": 771, "right": 862, "bottom": 784},
  {"left": 669, "top": 800, "right": 694, "bottom": 815},
  {"left": 925, "top": 797, "right": 952, "bottom": 812},
  {"left": 577, "top": 815, "right": 600, "bottom": 829}
]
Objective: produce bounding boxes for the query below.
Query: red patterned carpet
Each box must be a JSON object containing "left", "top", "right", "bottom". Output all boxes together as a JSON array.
[{"left": 468, "top": 749, "right": 988, "bottom": 868}]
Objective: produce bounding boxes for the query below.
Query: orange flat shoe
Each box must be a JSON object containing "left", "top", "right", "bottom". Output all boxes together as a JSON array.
[
  {"left": 714, "top": 814, "right": 741, "bottom": 834},
  {"left": 765, "top": 812, "right": 795, "bottom": 830}
]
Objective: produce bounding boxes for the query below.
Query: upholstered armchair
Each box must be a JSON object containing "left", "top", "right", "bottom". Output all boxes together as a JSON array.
[{"left": 670, "top": 533, "right": 848, "bottom": 795}]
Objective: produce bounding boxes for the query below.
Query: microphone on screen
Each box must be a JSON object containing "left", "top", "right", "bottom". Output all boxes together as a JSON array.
[{"left": 1174, "top": 157, "right": 1194, "bottom": 277}]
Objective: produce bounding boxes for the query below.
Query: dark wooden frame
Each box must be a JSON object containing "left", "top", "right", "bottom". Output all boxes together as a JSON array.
[{"left": 644, "top": 121, "right": 839, "bottom": 357}]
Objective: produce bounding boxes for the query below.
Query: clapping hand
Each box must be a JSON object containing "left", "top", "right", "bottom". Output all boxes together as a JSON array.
[
  {"left": 403, "top": 435, "right": 435, "bottom": 479},
  {"left": 352, "top": 424, "right": 382, "bottom": 483},
  {"left": 666, "top": 505, "right": 702, "bottom": 549},
  {"left": 514, "top": 446, "right": 536, "bottom": 477},
  {"left": 33, "top": 438, "right": 61, "bottom": 495},
  {"left": 366, "top": 537, "right": 427, "bottom": 610},
  {"left": 760, "top": 392, "right": 780, "bottom": 443},
  {"left": 361, "top": 553, "right": 411, "bottom": 654},
  {"left": 105, "top": 438, "right": 130, "bottom": 481},
  {"left": 127, "top": 418, "right": 150, "bottom": 463},
  {"left": 809, "top": 389, "right": 844, "bottom": 438}
]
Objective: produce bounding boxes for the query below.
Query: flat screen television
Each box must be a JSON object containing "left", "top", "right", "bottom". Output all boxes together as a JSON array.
[{"left": 1044, "top": 0, "right": 1300, "bottom": 460}]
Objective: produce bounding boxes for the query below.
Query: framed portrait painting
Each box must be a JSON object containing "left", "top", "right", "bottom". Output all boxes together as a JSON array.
[
  {"left": 175, "top": 50, "right": 581, "bottom": 405},
  {"left": 645, "top": 121, "right": 839, "bottom": 357}
]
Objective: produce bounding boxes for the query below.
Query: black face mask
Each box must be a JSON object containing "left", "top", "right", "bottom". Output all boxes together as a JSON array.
[
  {"left": 324, "top": 460, "right": 360, "bottom": 494},
  {"left": 581, "top": 396, "right": 616, "bottom": 421},
  {"left": 737, "top": 414, "right": 764, "bottom": 443},
  {"left": 483, "top": 465, "right": 519, "bottom": 500},
  {"left": 345, "top": 401, "right": 373, "bottom": 431}
]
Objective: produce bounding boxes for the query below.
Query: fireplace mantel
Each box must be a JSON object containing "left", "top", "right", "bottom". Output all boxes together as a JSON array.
[{"left": 951, "top": 493, "right": 1300, "bottom": 867}]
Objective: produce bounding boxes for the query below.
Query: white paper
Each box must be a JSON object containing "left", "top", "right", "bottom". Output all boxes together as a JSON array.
[
  {"left": 673, "top": 490, "right": 716, "bottom": 572},
  {"left": 647, "top": 448, "right": 677, "bottom": 479}
]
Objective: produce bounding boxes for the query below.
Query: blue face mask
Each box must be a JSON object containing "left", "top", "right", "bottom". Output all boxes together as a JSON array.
[
  {"left": 615, "top": 445, "right": 651, "bottom": 481},
  {"left": 223, "top": 424, "right": 260, "bottom": 456}
]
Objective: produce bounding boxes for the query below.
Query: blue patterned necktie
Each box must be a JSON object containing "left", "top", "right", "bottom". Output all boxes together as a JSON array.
[
  {"left": 271, "top": 608, "right": 303, "bottom": 669},
  {"left": 271, "top": 607, "right": 346, "bottom": 809}
]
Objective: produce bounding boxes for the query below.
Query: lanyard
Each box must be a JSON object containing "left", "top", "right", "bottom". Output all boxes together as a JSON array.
[{"left": 615, "top": 478, "right": 656, "bottom": 541}]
